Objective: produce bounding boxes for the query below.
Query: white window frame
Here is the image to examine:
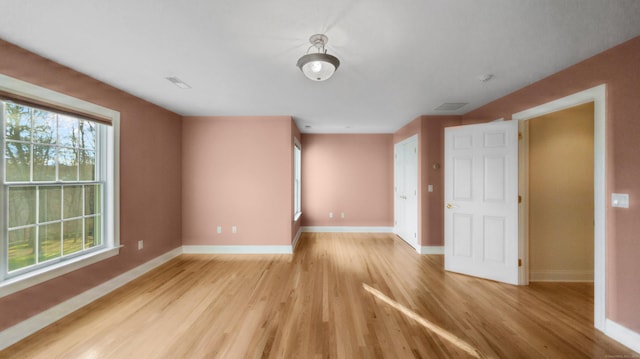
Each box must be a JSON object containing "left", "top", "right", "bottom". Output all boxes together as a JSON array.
[
  {"left": 293, "top": 138, "right": 302, "bottom": 221},
  {"left": 0, "top": 74, "right": 120, "bottom": 298}
]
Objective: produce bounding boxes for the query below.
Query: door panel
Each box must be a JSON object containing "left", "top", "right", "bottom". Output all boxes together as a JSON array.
[
  {"left": 452, "top": 213, "right": 472, "bottom": 257},
  {"left": 484, "top": 156, "right": 505, "bottom": 201},
  {"left": 483, "top": 216, "right": 505, "bottom": 263},
  {"left": 453, "top": 157, "right": 472, "bottom": 200},
  {"left": 444, "top": 121, "right": 519, "bottom": 285}
]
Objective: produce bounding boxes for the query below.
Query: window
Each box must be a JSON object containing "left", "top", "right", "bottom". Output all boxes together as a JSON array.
[
  {"left": 0, "top": 74, "right": 119, "bottom": 295},
  {"left": 293, "top": 139, "right": 302, "bottom": 220}
]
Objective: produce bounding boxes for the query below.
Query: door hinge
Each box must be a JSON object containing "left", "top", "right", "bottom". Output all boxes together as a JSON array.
[
  {"left": 518, "top": 259, "right": 522, "bottom": 267},
  {"left": 518, "top": 132, "right": 523, "bottom": 140},
  {"left": 518, "top": 195, "right": 522, "bottom": 204}
]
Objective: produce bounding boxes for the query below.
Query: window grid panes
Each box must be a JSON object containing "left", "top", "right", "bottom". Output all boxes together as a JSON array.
[
  {"left": 5, "top": 102, "right": 97, "bottom": 184},
  {"left": 3, "top": 100, "right": 104, "bottom": 275}
]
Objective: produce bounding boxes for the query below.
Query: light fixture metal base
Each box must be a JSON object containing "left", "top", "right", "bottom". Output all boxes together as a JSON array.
[{"left": 309, "top": 34, "right": 328, "bottom": 49}]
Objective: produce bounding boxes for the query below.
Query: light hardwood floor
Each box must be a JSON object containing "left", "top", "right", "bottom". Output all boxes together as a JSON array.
[{"left": 1, "top": 233, "right": 636, "bottom": 358}]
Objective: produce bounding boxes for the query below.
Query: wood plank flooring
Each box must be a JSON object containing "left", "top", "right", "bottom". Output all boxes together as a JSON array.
[{"left": 1, "top": 232, "right": 636, "bottom": 358}]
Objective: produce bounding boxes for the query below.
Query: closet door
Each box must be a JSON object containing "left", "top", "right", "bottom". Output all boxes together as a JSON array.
[{"left": 394, "top": 135, "right": 418, "bottom": 251}]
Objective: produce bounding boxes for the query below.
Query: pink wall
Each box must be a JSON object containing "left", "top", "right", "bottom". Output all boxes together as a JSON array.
[
  {"left": 182, "top": 116, "right": 294, "bottom": 246},
  {"left": 301, "top": 134, "right": 393, "bottom": 227},
  {"left": 394, "top": 116, "right": 461, "bottom": 247},
  {"left": 462, "top": 36, "right": 640, "bottom": 332},
  {"left": 421, "top": 117, "right": 462, "bottom": 246},
  {"left": 0, "top": 40, "right": 183, "bottom": 331}
]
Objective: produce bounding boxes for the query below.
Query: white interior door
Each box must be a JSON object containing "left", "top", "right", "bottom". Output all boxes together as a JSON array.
[
  {"left": 394, "top": 135, "right": 418, "bottom": 250},
  {"left": 444, "top": 121, "right": 519, "bottom": 284}
]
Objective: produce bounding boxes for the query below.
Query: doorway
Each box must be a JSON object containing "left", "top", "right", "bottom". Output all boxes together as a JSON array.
[
  {"left": 443, "top": 85, "right": 606, "bottom": 329},
  {"left": 525, "top": 103, "right": 594, "bottom": 283},
  {"left": 513, "top": 84, "right": 606, "bottom": 330}
]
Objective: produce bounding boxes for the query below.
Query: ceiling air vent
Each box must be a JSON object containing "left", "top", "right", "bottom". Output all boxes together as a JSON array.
[{"left": 434, "top": 102, "right": 468, "bottom": 111}]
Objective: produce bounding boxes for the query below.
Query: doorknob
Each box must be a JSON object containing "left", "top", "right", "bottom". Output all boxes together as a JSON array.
[{"left": 446, "top": 203, "right": 458, "bottom": 209}]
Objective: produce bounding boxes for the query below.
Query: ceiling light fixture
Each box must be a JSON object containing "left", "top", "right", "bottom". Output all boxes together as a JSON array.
[{"left": 296, "top": 34, "right": 340, "bottom": 82}]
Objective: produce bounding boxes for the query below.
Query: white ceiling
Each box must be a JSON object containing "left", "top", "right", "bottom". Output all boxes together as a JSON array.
[{"left": 1, "top": 0, "right": 640, "bottom": 133}]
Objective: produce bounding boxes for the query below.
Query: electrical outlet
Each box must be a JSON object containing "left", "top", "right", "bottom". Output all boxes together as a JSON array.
[
  {"left": 329, "top": 212, "right": 333, "bottom": 219},
  {"left": 138, "top": 240, "right": 143, "bottom": 250},
  {"left": 232, "top": 226, "right": 237, "bottom": 234},
  {"left": 612, "top": 193, "right": 630, "bottom": 208},
  {"left": 217, "top": 226, "right": 222, "bottom": 234}
]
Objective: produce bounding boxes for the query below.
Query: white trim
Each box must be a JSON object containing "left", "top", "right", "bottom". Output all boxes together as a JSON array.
[
  {"left": 0, "top": 74, "right": 118, "bottom": 121},
  {"left": 517, "top": 121, "right": 530, "bottom": 285},
  {"left": 293, "top": 139, "right": 302, "bottom": 220},
  {"left": 182, "top": 245, "right": 293, "bottom": 254},
  {"left": 529, "top": 270, "right": 594, "bottom": 282},
  {"left": 0, "top": 247, "right": 182, "bottom": 351},
  {"left": 292, "top": 227, "right": 303, "bottom": 251},
  {"left": 605, "top": 319, "right": 640, "bottom": 354},
  {"left": 512, "top": 84, "right": 606, "bottom": 331},
  {"left": 301, "top": 226, "right": 393, "bottom": 233},
  {"left": 419, "top": 246, "right": 444, "bottom": 255},
  {"left": 0, "top": 247, "right": 119, "bottom": 298}
]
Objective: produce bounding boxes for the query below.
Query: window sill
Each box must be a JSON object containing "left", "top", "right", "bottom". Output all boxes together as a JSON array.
[
  {"left": 0, "top": 246, "right": 120, "bottom": 298},
  {"left": 294, "top": 212, "right": 302, "bottom": 222}
]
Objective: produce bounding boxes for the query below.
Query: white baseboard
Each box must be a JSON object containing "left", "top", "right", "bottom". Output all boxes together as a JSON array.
[
  {"left": 419, "top": 246, "right": 444, "bottom": 255},
  {"left": 605, "top": 319, "right": 640, "bottom": 354},
  {"left": 0, "top": 247, "right": 183, "bottom": 351},
  {"left": 182, "top": 245, "right": 293, "bottom": 254},
  {"left": 529, "top": 269, "right": 594, "bottom": 282},
  {"left": 292, "top": 228, "right": 303, "bottom": 251},
  {"left": 301, "top": 226, "right": 393, "bottom": 233}
]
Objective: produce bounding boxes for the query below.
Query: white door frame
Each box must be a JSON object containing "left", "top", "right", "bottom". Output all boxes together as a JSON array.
[{"left": 512, "top": 84, "right": 606, "bottom": 331}]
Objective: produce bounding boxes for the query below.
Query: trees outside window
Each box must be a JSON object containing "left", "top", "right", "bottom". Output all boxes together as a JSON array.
[{"left": 3, "top": 102, "right": 104, "bottom": 275}]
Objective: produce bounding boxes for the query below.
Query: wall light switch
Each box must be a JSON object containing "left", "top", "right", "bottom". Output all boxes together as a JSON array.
[
  {"left": 138, "top": 240, "right": 143, "bottom": 250},
  {"left": 428, "top": 184, "right": 434, "bottom": 193},
  {"left": 341, "top": 212, "right": 345, "bottom": 219},
  {"left": 329, "top": 212, "right": 333, "bottom": 219},
  {"left": 232, "top": 226, "right": 237, "bottom": 234},
  {"left": 612, "top": 193, "right": 630, "bottom": 208},
  {"left": 217, "top": 226, "right": 222, "bottom": 234}
]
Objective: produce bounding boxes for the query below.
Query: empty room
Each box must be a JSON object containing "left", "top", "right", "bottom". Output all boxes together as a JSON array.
[{"left": 1, "top": 1, "right": 639, "bottom": 358}]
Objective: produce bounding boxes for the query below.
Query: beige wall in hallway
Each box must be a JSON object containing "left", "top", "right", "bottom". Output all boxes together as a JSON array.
[{"left": 529, "top": 103, "right": 594, "bottom": 281}]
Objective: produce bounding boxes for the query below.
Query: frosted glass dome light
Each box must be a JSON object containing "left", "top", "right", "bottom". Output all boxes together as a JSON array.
[{"left": 296, "top": 34, "right": 340, "bottom": 82}]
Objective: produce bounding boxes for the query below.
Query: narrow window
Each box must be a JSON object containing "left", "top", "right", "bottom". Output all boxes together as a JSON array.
[{"left": 293, "top": 140, "right": 302, "bottom": 220}]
